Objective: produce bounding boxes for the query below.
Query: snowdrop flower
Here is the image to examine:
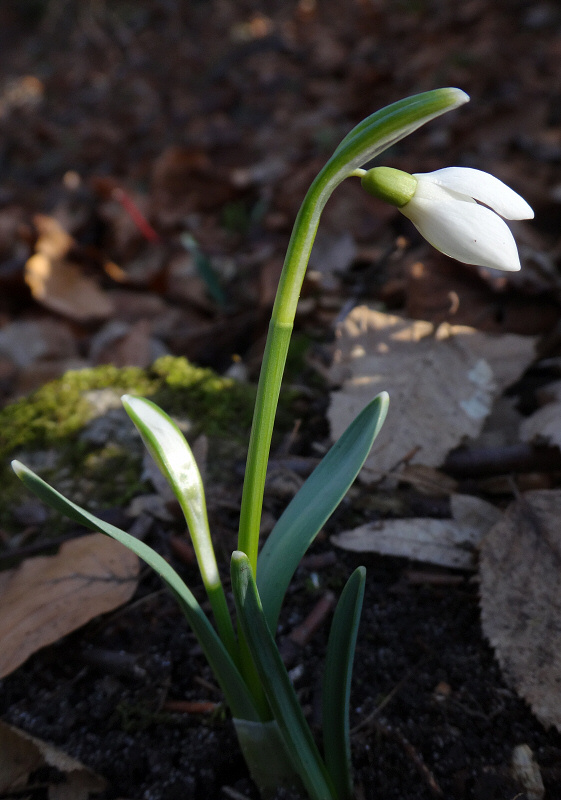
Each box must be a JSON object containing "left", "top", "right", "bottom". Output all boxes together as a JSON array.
[{"left": 360, "top": 166, "right": 534, "bottom": 271}]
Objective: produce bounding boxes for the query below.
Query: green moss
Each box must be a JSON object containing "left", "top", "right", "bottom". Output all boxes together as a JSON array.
[
  {"left": 0, "top": 364, "right": 153, "bottom": 462},
  {"left": 150, "top": 355, "right": 256, "bottom": 438},
  {"left": 0, "top": 356, "right": 305, "bottom": 542},
  {"left": 0, "top": 357, "right": 260, "bottom": 463},
  {"left": 0, "top": 357, "right": 264, "bottom": 537},
  {"left": 80, "top": 443, "right": 146, "bottom": 508}
]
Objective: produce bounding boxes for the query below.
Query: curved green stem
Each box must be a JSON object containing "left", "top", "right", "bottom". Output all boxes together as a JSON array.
[{"left": 237, "top": 88, "right": 468, "bottom": 577}]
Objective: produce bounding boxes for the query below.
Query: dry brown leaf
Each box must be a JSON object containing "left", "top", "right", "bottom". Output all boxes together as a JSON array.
[
  {"left": 468, "top": 396, "right": 524, "bottom": 449},
  {"left": 0, "top": 318, "right": 77, "bottom": 369},
  {"left": 0, "top": 720, "right": 106, "bottom": 799},
  {"left": 480, "top": 490, "right": 561, "bottom": 730},
  {"left": 91, "top": 319, "right": 155, "bottom": 368},
  {"left": 0, "top": 534, "right": 139, "bottom": 679},
  {"left": 520, "top": 379, "right": 561, "bottom": 449},
  {"left": 519, "top": 401, "right": 561, "bottom": 449},
  {"left": 328, "top": 307, "right": 536, "bottom": 480},
  {"left": 24, "top": 215, "right": 114, "bottom": 322},
  {"left": 332, "top": 494, "right": 501, "bottom": 569}
]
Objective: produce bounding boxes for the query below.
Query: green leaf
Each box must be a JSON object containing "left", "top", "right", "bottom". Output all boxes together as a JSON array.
[
  {"left": 11, "top": 460, "right": 260, "bottom": 722},
  {"left": 121, "top": 395, "right": 237, "bottom": 662},
  {"left": 231, "top": 551, "right": 336, "bottom": 800},
  {"left": 233, "top": 718, "right": 304, "bottom": 799},
  {"left": 322, "top": 567, "right": 366, "bottom": 800},
  {"left": 330, "top": 88, "right": 469, "bottom": 176},
  {"left": 180, "top": 233, "right": 226, "bottom": 307},
  {"left": 257, "top": 391, "right": 388, "bottom": 633}
]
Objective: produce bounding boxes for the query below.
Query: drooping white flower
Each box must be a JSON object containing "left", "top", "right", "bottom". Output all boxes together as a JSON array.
[{"left": 361, "top": 166, "right": 534, "bottom": 272}]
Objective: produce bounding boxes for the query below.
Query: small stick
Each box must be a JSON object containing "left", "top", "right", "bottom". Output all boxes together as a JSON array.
[
  {"left": 163, "top": 699, "right": 219, "bottom": 714},
  {"left": 280, "top": 591, "right": 336, "bottom": 667},
  {"left": 376, "top": 719, "right": 443, "bottom": 798},
  {"left": 405, "top": 570, "right": 466, "bottom": 586},
  {"left": 289, "top": 591, "right": 336, "bottom": 647},
  {"left": 80, "top": 646, "right": 147, "bottom": 680},
  {"left": 194, "top": 675, "right": 222, "bottom": 696},
  {"left": 300, "top": 551, "right": 338, "bottom": 571},
  {"left": 444, "top": 443, "right": 561, "bottom": 478},
  {"left": 112, "top": 186, "right": 161, "bottom": 243}
]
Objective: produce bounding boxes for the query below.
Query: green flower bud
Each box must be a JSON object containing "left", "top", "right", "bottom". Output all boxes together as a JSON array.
[{"left": 361, "top": 167, "right": 418, "bottom": 208}]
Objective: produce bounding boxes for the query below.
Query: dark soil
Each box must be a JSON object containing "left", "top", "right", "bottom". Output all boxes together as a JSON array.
[
  {"left": 2, "top": 1, "right": 561, "bottom": 799},
  {"left": 2, "top": 534, "right": 560, "bottom": 800}
]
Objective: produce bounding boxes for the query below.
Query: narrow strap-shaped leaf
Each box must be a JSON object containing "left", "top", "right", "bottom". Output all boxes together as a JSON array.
[
  {"left": 257, "top": 392, "right": 388, "bottom": 634},
  {"left": 121, "top": 395, "right": 237, "bottom": 662},
  {"left": 322, "top": 567, "right": 366, "bottom": 800},
  {"left": 180, "top": 233, "right": 226, "bottom": 307},
  {"left": 233, "top": 718, "right": 305, "bottom": 798},
  {"left": 11, "top": 460, "right": 260, "bottom": 722},
  {"left": 231, "top": 551, "right": 336, "bottom": 800},
  {"left": 331, "top": 88, "right": 468, "bottom": 166}
]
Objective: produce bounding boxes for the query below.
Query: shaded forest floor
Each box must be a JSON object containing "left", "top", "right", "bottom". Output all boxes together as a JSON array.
[{"left": 1, "top": 2, "right": 561, "bottom": 799}]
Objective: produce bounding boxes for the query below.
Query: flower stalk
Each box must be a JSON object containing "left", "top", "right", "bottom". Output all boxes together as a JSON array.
[
  {"left": 237, "top": 87, "right": 470, "bottom": 574},
  {"left": 10, "top": 86, "right": 534, "bottom": 800}
]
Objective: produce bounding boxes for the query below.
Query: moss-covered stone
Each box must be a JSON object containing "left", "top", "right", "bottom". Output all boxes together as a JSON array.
[
  {"left": 0, "top": 357, "right": 265, "bottom": 540},
  {"left": 0, "top": 356, "right": 257, "bottom": 462}
]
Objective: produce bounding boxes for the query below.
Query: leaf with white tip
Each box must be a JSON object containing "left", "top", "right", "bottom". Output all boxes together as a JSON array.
[
  {"left": 121, "top": 395, "right": 237, "bottom": 661},
  {"left": 11, "top": 460, "right": 259, "bottom": 722}
]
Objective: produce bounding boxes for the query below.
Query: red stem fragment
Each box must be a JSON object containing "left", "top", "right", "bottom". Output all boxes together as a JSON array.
[
  {"left": 444, "top": 444, "right": 561, "bottom": 478},
  {"left": 112, "top": 186, "right": 161, "bottom": 243}
]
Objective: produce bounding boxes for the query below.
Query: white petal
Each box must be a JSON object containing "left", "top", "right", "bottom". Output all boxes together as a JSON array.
[
  {"left": 414, "top": 167, "right": 534, "bottom": 220},
  {"left": 401, "top": 183, "right": 522, "bottom": 271}
]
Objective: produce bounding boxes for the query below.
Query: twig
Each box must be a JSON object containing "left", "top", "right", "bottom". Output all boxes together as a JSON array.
[
  {"left": 163, "top": 699, "right": 219, "bottom": 714},
  {"left": 112, "top": 186, "right": 161, "bottom": 243},
  {"left": 405, "top": 570, "right": 466, "bottom": 586},
  {"left": 80, "top": 646, "right": 147, "bottom": 679},
  {"left": 352, "top": 660, "right": 423, "bottom": 734},
  {"left": 280, "top": 591, "right": 336, "bottom": 667},
  {"left": 194, "top": 675, "right": 223, "bottom": 696},
  {"left": 300, "top": 551, "right": 338, "bottom": 571},
  {"left": 444, "top": 443, "right": 561, "bottom": 478},
  {"left": 376, "top": 719, "right": 444, "bottom": 798},
  {"left": 288, "top": 591, "right": 336, "bottom": 647}
]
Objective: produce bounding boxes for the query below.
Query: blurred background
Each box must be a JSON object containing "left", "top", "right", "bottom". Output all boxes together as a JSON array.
[{"left": 0, "top": 0, "right": 559, "bottom": 398}]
